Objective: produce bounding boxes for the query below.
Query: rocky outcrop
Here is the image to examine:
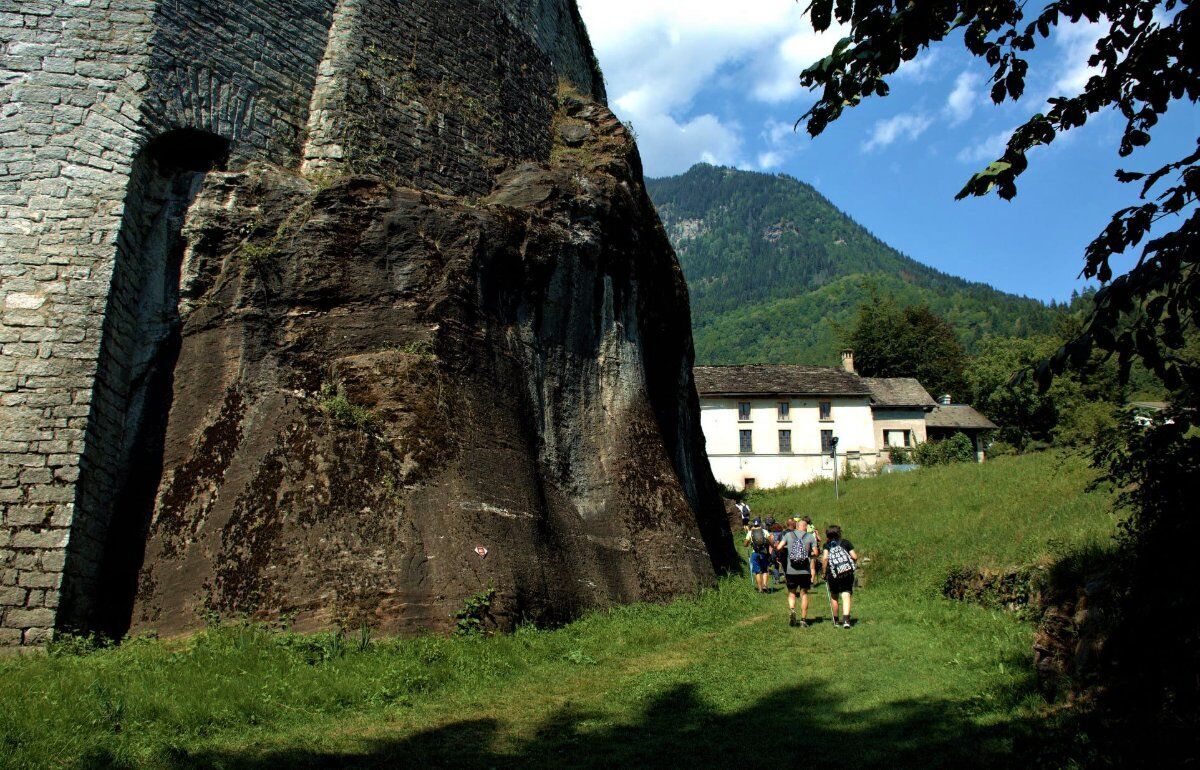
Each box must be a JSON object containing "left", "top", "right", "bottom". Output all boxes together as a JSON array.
[
  {"left": 1032, "top": 573, "right": 1117, "bottom": 701},
  {"left": 125, "top": 91, "right": 737, "bottom": 638}
]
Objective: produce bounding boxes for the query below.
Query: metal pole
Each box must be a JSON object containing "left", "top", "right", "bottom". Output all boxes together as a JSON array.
[{"left": 833, "top": 449, "right": 839, "bottom": 499}]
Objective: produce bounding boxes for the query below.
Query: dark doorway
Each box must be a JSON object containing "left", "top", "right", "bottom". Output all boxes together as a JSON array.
[{"left": 58, "top": 129, "right": 229, "bottom": 639}]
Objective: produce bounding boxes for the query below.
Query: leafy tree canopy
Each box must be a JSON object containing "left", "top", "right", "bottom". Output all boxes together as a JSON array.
[
  {"left": 844, "top": 293, "right": 968, "bottom": 398},
  {"left": 798, "top": 0, "right": 1199, "bottom": 402}
]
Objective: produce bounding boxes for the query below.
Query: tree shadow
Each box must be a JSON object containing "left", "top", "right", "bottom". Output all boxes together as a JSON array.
[{"left": 107, "top": 679, "right": 1054, "bottom": 769}]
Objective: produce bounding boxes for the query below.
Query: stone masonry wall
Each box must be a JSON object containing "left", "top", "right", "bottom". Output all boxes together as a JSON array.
[
  {"left": 1, "top": 0, "right": 606, "bottom": 645},
  {"left": 301, "top": 0, "right": 557, "bottom": 195},
  {"left": 1, "top": 0, "right": 157, "bottom": 648}
]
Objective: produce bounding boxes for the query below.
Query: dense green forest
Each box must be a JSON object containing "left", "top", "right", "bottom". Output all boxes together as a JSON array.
[{"left": 646, "top": 164, "right": 1059, "bottom": 365}]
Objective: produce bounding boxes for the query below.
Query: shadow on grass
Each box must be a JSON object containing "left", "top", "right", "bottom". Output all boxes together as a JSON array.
[{"left": 90, "top": 680, "right": 1055, "bottom": 769}]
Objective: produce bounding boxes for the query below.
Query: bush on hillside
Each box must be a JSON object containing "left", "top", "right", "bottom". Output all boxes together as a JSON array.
[
  {"left": 913, "top": 434, "right": 974, "bottom": 466},
  {"left": 1053, "top": 399, "right": 1120, "bottom": 447}
]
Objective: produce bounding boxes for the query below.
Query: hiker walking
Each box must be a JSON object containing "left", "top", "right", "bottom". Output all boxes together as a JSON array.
[
  {"left": 801, "top": 516, "right": 821, "bottom": 584},
  {"left": 764, "top": 517, "right": 784, "bottom": 584},
  {"left": 735, "top": 500, "right": 752, "bottom": 529},
  {"left": 745, "top": 518, "right": 773, "bottom": 593},
  {"left": 821, "top": 524, "right": 858, "bottom": 628},
  {"left": 776, "top": 518, "right": 818, "bottom": 627}
]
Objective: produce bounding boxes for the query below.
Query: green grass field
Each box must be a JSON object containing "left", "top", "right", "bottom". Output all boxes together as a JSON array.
[{"left": 0, "top": 451, "right": 1117, "bottom": 769}]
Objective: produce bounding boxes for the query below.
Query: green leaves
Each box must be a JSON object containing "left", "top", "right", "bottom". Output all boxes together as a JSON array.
[{"left": 808, "top": 0, "right": 834, "bottom": 31}]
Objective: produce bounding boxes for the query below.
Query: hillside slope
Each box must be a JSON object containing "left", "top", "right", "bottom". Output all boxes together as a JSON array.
[
  {"left": 0, "top": 452, "right": 1114, "bottom": 767},
  {"left": 646, "top": 164, "right": 1057, "bottom": 365}
]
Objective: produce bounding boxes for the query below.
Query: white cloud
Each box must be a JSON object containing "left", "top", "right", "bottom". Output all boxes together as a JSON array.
[
  {"left": 752, "top": 119, "right": 801, "bottom": 169},
  {"left": 956, "top": 127, "right": 1014, "bottom": 164},
  {"left": 757, "top": 150, "right": 786, "bottom": 169},
  {"left": 945, "top": 71, "right": 982, "bottom": 125},
  {"left": 894, "top": 49, "right": 940, "bottom": 82},
  {"left": 1050, "top": 19, "right": 1105, "bottom": 96},
  {"left": 862, "top": 112, "right": 932, "bottom": 152},
  {"left": 751, "top": 24, "right": 849, "bottom": 103},
  {"left": 632, "top": 112, "right": 743, "bottom": 174},
  {"left": 576, "top": 0, "right": 843, "bottom": 175}
]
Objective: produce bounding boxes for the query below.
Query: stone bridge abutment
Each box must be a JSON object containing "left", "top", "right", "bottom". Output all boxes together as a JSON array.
[{"left": 1, "top": 0, "right": 605, "bottom": 646}]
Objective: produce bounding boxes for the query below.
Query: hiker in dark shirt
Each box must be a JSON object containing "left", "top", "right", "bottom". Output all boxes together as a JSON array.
[
  {"left": 821, "top": 524, "right": 859, "bottom": 628},
  {"left": 765, "top": 517, "right": 785, "bottom": 584},
  {"left": 775, "top": 518, "right": 818, "bottom": 627},
  {"left": 744, "top": 519, "right": 773, "bottom": 593}
]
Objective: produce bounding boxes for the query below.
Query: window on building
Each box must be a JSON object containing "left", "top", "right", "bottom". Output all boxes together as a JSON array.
[
  {"left": 820, "top": 429, "right": 834, "bottom": 453},
  {"left": 744, "top": 477, "right": 757, "bottom": 490},
  {"left": 739, "top": 429, "right": 753, "bottom": 454},
  {"left": 738, "top": 401, "right": 751, "bottom": 421},
  {"left": 777, "top": 401, "right": 790, "bottom": 421},
  {"left": 778, "top": 429, "right": 792, "bottom": 454},
  {"left": 885, "top": 429, "right": 911, "bottom": 448},
  {"left": 819, "top": 400, "right": 832, "bottom": 421}
]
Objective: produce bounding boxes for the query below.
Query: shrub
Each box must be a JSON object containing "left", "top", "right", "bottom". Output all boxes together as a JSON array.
[
  {"left": 319, "top": 392, "right": 377, "bottom": 431},
  {"left": 913, "top": 433, "right": 974, "bottom": 466},
  {"left": 987, "top": 439, "right": 1018, "bottom": 457},
  {"left": 1053, "top": 399, "right": 1119, "bottom": 447},
  {"left": 453, "top": 587, "right": 497, "bottom": 636},
  {"left": 887, "top": 446, "right": 913, "bottom": 464}
]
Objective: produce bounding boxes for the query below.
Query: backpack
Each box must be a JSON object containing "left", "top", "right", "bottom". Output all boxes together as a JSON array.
[
  {"left": 750, "top": 528, "right": 771, "bottom": 554},
  {"left": 788, "top": 532, "right": 812, "bottom": 571},
  {"left": 826, "top": 540, "right": 855, "bottom": 579}
]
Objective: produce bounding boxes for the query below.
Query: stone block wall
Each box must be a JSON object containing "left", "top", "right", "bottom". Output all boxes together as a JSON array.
[
  {"left": 1, "top": 0, "right": 157, "bottom": 648},
  {"left": 1, "top": 0, "right": 605, "bottom": 645},
  {"left": 301, "top": 0, "right": 558, "bottom": 195}
]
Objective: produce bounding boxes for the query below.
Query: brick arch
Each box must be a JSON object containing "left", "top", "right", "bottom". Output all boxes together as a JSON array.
[{"left": 139, "top": 0, "right": 338, "bottom": 169}]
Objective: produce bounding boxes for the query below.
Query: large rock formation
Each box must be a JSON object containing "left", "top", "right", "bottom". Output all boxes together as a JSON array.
[
  {"left": 128, "top": 93, "right": 735, "bottom": 636},
  {"left": 0, "top": 0, "right": 735, "bottom": 644}
]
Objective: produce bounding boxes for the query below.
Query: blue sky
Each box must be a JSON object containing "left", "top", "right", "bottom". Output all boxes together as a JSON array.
[{"left": 576, "top": 0, "right": 1199, "bottom": 303}]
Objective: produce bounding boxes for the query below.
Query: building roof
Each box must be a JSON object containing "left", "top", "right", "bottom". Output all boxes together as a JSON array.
[
  {"left": 863, "top": 377, "right": 937, "bottom": 408},
  {"left": 926, "top": 404, "right": 997, "bottom": 430},
  {"left": 693, "top": 365, "right": 871, "bottom": 397}
]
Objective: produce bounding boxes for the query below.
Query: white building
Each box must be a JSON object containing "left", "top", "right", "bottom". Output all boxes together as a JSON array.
[
  {"left": 862, "top": 376, "right": 937, "bottom": 450},
  {"left": 694, "top": 359, "right": 878, "bottom": 490},
  {"left": 694, "top": 351, "right": 994, "bottom": 490}
]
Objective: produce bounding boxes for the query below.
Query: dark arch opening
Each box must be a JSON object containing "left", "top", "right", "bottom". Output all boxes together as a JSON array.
[{"left": 57, "top": 129, "right": 229, "bottom": 639}]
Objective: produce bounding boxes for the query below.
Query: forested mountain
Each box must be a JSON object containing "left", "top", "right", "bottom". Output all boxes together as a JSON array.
[{"left": 646, "top": 164, "right": 1058, "bottom": 365}]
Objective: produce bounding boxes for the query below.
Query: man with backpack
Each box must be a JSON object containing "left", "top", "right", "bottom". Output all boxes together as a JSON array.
[
  {"left": 776, "top": 518, "right": 818, "bottom": 626},
  {"left": 744, "top": 518, "right": 773, "bottom": 593},
  {"left": 821, "top": 524, "right": 859, "bottom": 628}
]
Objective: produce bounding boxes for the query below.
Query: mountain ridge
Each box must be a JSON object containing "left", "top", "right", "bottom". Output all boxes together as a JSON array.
[{"left": 646, "top": 164, "right": 1056, "bottom": 366}]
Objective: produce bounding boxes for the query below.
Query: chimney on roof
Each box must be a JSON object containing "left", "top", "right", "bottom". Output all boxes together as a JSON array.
[
  {"left": 840, "top": 348, "right": 855, "bottom": 373},
  {"left": 939, "top": 394, "right": 952, "bottom": 405}
]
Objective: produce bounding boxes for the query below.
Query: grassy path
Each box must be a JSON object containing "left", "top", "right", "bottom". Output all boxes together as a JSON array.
[{"left": 0, "top": 452, "right": 1115, "bottom": 768}]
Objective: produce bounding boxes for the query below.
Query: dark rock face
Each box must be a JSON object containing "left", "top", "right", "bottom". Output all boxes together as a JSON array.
[{"left": 129, "top": 95, "right": 737, "bottom": 637}]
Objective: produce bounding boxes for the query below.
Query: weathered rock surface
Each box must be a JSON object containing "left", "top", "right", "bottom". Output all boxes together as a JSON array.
[{"left": 128, "top": 95, "right": 737, "bottom": 637}]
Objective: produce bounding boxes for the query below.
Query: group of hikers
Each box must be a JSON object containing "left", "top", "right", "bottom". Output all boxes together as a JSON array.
[{"left": 734, "top": 501, "right": 859, "bottom": 628}]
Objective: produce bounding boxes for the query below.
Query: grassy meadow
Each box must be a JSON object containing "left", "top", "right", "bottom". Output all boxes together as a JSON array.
[{"left": 0, "top": 451, "right": 1118, "bottom": 768}]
